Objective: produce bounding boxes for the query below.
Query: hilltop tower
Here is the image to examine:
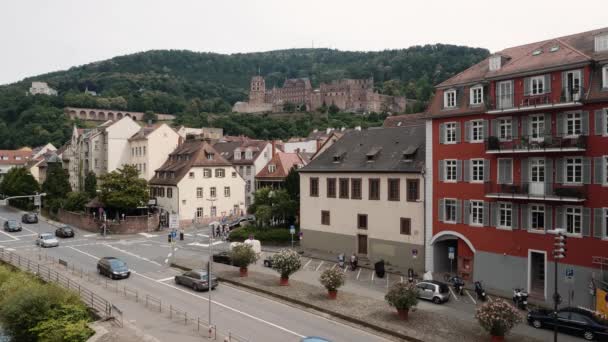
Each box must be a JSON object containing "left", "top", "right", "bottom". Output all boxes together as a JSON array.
[{"left": 249, "top": 76, "right": 266, "bottom": 104}]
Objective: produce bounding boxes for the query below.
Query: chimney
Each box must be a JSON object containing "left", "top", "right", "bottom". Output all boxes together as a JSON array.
[{"left": 271, "top": 140, "right": 276, "bottom": 156}]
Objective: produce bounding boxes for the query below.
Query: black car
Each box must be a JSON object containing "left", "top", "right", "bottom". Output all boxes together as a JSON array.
[
  {"left": 21, "top": 213, "right": 38, "bottom": 224},
  {"left": 212, "top": 251, "right": 233, "bottom": 265},
  {"left": 528, "top": 307, "right": 608, "bottom": 341},
  {"left": 263, "top": 257, "right": 273, "bottom": 268},
  {"left": 174, "top": 270, "right": 218, "bottom": 291},
  {"left": 3, "top": 220, "right": 22, "bottom": 232},
  {"left": 97, "top": 257, "right": 130, "bottom": 280},
  {"left": 55, "top": 224, "right": 75, "bottom": 238}
]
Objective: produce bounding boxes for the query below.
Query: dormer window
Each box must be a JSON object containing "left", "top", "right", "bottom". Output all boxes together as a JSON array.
[
  {"left": 402, "top": 146, "right": 418, "bottom": 161},
  {"left": 268, "top": 164, "right": 276, "bottom": 173},
  {"left": 366, "top": 147, "right": 382, "bottom": 162},
  {"left": 206, "top": 152, "right": 214, "bottom": 160},
  {"left": 443, "top": 89, "right": 456, "bottom": 108},
  {"left": 332, "top": 152, "right": 345, "bottom": 163},
  {"left": 470, "top": 85, "right": 483, "bottom": 105},
  {"left": 489, "top": 55, "right": 501, "bottom": 71},
  {"left": 245, "top": 149, "right": 253, "bottom": 159},
  {"left": 234, "top": 150, "right": 241, "bottom": 160},
  {"left": 595, "top": 34, "right": 608, "bottom": 52}
]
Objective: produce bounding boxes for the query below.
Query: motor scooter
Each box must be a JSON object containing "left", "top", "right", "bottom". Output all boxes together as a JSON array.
[
  {"left": 448, "top": 275, "right": 465, "bottom": 296},
  {"left": 474, "top": 281, "right": 487, "bottom": 301},
  {"left": 512, "top": 288, "right": 529, "bottom": 310}
]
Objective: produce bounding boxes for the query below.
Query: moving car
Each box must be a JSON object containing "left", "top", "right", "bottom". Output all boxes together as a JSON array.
[
  {"left": 301, "top": 338, "right": 332, "bottom": 342},
  {"left": 528, "top": 307, "right": 608, "bottom": 341},
  {"left": 97, "top": 257, "right": 130, "bottom": 279},
  {"left": 415, "top": 280, "right": 451, "bottom": 304},
  {"left": 36, "top": 233, "right": 59, "bottom": 248},
  {"left": 212, "top": 251, "right": 233, "bottom": 265},
  {"left": 55, "top": 224, "right": 75, "bottom": 238},
  {"left": 174, "top": 270, "right": 218, "bottom": 291},
  {"left": 21, "top": 212, "right": 38, "bottom": 224},
  {"left": 3, "top": 220, "right": 22, "bottom": 232}
]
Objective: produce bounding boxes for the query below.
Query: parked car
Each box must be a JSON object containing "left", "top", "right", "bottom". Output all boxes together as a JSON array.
[
  {"left": 263, "top": 257, "right": 273, "bottom": 268},
  {"left": 227, "top": 215, "right": 256, "bottom": 228},
  {"left": 3, "top": 220, "right": 22, "bottom": 232},
  {"left": 528, "top": 307, "right": 608, "bottom": 341},
  {"left": 55, "top": 224, "right": 75, "bottom": 238},
  {"left": 415, "top": 280, "right": 451, "bottom": 304},
  {"left": 36, "top": 233, "right": 59, "bottom": 248},
  {"left": 21, "top": 212, "right": 38, "bottom": 224},
  {"left": 97, "top": 257, "right": 130, "bottom": 279},
  {"left": 174, "top": 270, "right": 218, "bottom": 291},
  {"left": 212, "top": 251, "right": 233, "bottom": 265}
]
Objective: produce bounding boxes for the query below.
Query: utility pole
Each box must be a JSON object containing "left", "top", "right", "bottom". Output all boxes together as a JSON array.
[
  {"left": 206, "top": 196, "right": 217, "bottom": 326},
  {"left": 552, "top": 229, "right": 567, "bottom": 342}
]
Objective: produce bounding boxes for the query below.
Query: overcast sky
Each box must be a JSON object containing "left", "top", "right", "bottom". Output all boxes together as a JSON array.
[{"left": 1, "top": 0, "right": 606, "bottom": 85}]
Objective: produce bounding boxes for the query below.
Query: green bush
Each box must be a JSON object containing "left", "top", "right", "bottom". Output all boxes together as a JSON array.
[
  {"left": 230, "top": 244, "right": 258, "bottom": 268},
  {"left": 229, "top": 226, "right": 298, "bottom": 243}
]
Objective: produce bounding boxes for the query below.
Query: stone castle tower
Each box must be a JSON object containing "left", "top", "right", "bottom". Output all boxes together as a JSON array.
[{"left": 249, "top": 76, "right": 266, "bottom": 104}]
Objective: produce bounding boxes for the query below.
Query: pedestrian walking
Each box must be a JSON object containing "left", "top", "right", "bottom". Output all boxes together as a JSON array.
[
  {"left": 216, "top": 226, "right": 220, "bottom": 239},
  {"left": 350, "top": 253, "right": 358, "bottom": 271}
]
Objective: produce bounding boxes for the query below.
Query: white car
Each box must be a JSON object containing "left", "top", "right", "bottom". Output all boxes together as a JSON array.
[{"left": 36, "top": 233, "right": 59, "bottom": 248}]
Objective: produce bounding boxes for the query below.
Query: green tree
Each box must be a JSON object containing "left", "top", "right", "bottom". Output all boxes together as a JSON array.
[
  {"left": 0, "top": 167, "right": 40, "bottom": 210},
  {"left": 42, "top": 163, "right": 71, "bottom": 200},
  {"left": 143, "top": 110, "right": 158, "bottom": 123},
  {"left": 328, "top": 104, "right": 340, "bottom": 115},
  {"left": 63, "top": 192, "right": 89, "bottom": 212},
  {"left": 284, "top": 167, "right": 300, "bottom": 201},
  {"left": 84, "top": 171, "right": 97, "bottom": 198},
  {"left": 98, "top": 165, "right": 148, "bottom": 211}
]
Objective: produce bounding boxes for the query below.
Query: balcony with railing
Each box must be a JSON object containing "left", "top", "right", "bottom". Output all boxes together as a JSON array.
[
  {"left": 485, "top": 181, "right": 586, "bottom": 202},
  {"left": 485, "top": 134, "right": 587, "bottom": 154},
  {"left": 488, "top": 86, "right": 584, "bottom": 114}
]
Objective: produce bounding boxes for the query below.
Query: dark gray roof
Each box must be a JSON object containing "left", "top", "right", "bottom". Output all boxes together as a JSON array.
[{"left": 300, "top": 126, "right": 425, "bottom": 173}]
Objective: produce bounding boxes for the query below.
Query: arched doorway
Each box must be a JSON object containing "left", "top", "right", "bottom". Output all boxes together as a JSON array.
[
  {"left": 116, "top": 113, "right": 123, "bottom": 119},
  {"left": 79, "top": 111, "right": 86, "bottom": 119},
  {"left": 89, "top": 111, "right": 96, "bottom": 120},
  {"left": 98, "top": 112, "right": 105, "bottom": 121},
  {"left": 430, "top": 231, "right": 476, "bottom": 281},
  {"left": 107, "top": 112, "right": 114, "bottom": 121}
]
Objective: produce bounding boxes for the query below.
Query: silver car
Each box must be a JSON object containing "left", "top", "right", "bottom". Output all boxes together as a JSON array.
[
  {"left": 416, "top": 280, "right": 451, "bottom": 304},
  {"left": 36, "top": 233, "right": 59, "bottom": 248}
]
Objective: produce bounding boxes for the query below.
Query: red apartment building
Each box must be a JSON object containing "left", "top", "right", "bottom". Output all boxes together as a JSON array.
[{"left": 424, "top": 28, "right": 608, "bottom": 307}]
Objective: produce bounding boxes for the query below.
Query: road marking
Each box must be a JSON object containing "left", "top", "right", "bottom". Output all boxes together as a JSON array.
[
  {"left": 103, "top": 243, "right": 162, "bottom": 266},
  {"left": 303, "top": 259, "right": 312, "bottom": 269},
  {"left": 187, "top": 241, "right": 224, "bottom": 248},
  {"left": 315, "top": 261, "right": 324, "bottom": 272},
  {"left": 15, "top": 233, "right": 36, "bottom": 237},
  {"left": 21, "top": 226, "right": 38, "bottom": 234},
  {"left": 449, "top": 286, "right": 459, "bottom": 301},
  {"left": 371, "top": 272, "right": 374, "bottom": 283},
  {"left": 157, "top": 276, "right": 174, "bottom": 282},
  {"left": 83, "top": 234, "right": 97, "bottom": 237},
  {"left": 196, "top": 234, "right": 209, "bottom": 238},
  {"left": 6, "top": 248, "right": 15, "bottom": 251},
  {"left": 68, "top": 246, "right": 100, "bottom": 260},
  {"left": 184, "top": 233, "right": 193, "bottom": 237},
  {"left": 465, "top": 289, "right": 477, "bottom": 304},
  {"left": 138, "top": 233, "right": 157, "bottom": 238},
  {"left": 0, "top": 230, "right": 19, "bottom": 241},
  {"left": 356, "top": 268, "right": 361, "bottom": 280},
  {"left": 400, "top": 276, "right": 403, "bottom": 283},
  {"left": 331, "top": 263, "right": 336, "bottom": 270}
]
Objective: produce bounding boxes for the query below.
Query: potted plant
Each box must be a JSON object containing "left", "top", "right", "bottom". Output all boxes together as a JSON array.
[
  {"left": 270, "top": 249, "right": 302, "bottom": 286},
  {"left": 384, "top": 282, "right": 419, "bottom": 320},
  {"left": 230, "top": 244, "right": 258, "bottom": 277},
  {"left": 475, "top": 299, "right": 522, "bottom": 341},
  {"left": 319, "top": 268, "right": 345, "bottom": 299}
]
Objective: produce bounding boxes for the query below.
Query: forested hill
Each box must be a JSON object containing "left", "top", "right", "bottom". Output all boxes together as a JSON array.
[{"left": 0, "top": 45, "right": 489, "bottom": 149}]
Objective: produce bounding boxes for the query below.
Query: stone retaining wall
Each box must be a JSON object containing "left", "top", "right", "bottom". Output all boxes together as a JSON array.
[{"left": 57, "top": 209, "right": 159, "bottom": 234}]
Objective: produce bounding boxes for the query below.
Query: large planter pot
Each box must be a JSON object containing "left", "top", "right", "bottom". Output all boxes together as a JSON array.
[
  {"left": 280, "top": 276, "right": 289, "bottom": 286},
  {"left": 239, "top": 267, "right": 248, "bottom": 277},
  {"left": 490, "top": 335, "right": 504, "bottom": 342},
  {"left": 327, "top": 290, "right": 337, "bottom": 299},
  {"left": 397, "top": 308, "right": 409, "bottom": 320}
]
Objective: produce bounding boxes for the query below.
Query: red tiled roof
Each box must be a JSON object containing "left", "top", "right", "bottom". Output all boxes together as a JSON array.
[
  {"left": 0, "top": 150, "right": 33, "bottom": 165},
  {"left": 383, "top": 113, "right": 427, "bottom": 127},
  {"left": 255, "top": 152, "right": 307, "bottom": 179}
]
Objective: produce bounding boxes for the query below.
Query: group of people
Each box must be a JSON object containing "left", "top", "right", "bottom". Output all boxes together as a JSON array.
[
  {"left": 338, "top": 253, "right": 358, "bottom": 271},
  {"left": 211, "top": 224, "right": 230, "bottom": 240}
]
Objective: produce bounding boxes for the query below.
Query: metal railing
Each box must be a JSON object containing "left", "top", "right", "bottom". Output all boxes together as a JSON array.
[
  {"left": 0, "top": 248, "right": 120, "bottom": 325},
  {"left": 484, "top": 181, "right": 587, "bottom": 200},
  {"left": 489, "top": 86, "right": 585, "bottom": 111},
  {"left": 485, "top": 134, "right": 587, "bottom": 152}
]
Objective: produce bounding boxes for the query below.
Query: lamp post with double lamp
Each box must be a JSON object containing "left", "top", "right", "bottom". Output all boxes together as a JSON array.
[{"left": 206, "top": 196, "right": 217, "bottom": 326}]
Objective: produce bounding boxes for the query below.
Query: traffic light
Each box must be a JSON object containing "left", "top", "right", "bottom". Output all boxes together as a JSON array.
[{"left": 553, "top": 232, "right": 567, "bottom": 259}]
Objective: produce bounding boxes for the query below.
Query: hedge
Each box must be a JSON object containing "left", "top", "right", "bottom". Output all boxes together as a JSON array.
[{"left": 229, "top": 226, "right": 299, "bottom": 243}]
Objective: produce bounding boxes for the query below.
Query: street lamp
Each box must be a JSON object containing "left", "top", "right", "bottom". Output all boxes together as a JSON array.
[
  {"left": 206, "top": 196, "right": 217, "bottom": 326},
  {"left": 552, "top": 229, "right": 567, "bottom": 342}
]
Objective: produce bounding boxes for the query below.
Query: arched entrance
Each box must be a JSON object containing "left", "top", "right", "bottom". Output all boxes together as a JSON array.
[{"left": 430, "top": 231, "right": 476, "bottom": 281}]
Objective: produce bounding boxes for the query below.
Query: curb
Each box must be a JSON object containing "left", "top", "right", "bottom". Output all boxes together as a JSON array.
[{"left": 172, "top": 263, "right": 422, "bottom": 342}]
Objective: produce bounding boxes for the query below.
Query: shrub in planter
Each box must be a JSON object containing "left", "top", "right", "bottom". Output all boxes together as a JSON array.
[
  {"left": 270, "top": 249, "right": 302, "bottom": 285},
  {"left": 230, "top": 244, "right": 258, "bottom": 277},
  {"left": 385, "top": 282, "right": 419, "bottom": 320},
  {"left": 475, "top": 299, "right": 522, "bottom": 339},
  {"left": 319, "top": 268, "right": 345, "bottom": 299}
]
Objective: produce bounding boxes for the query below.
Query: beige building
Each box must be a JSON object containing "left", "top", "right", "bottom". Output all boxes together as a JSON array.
[
  {"left": 149, "top": 136, "right": 246, "bottom": 225},
  {"left": 129, "top": 124, "right": 180, "bottom": 180},
  {"left": 299, "top": 126, "right": 426, "bottom": 272},
  {"left": 29, "top": 82, "right": 57, "bottom": 96}
]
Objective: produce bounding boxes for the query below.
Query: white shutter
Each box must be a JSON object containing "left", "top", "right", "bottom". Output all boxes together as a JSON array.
[
  {"left": 438, "top": 199, "right": 445, "bottom": 222},
  {"left": 582, "top": 208, "right": 591, "bottom": 237},
  {"left": 545, "top": 206, "right": 553, "bottom": 232},
  {"left": 583, "top": 157, "right": 592, "bottom": 184},
  {"left": 463, "top": 160, "right": 470, "bottom": 182},
  {"left": 594, "top": 208, "right": 604, "bottom": 238},
  {"left": 595, "top": 110, "right": 605, "bottom": 135},
  {"left": 483, "top": 202, "right": 490, "bottom": 226},
  {"left": 555, "top": 158, "right": 564, "bottom": 184},
  {"left": 464, "top": 121, "right": 471, "bottom": 142},
  {"left": 512, "top": 204, "right": 519, "bottom": 229},
  {"left": 463, "top": 200, "right": 470, "bottom": 225},
  {"left": 521, "top": 204, "right": 529, "bottom": 230},
  {"left": 456, "top": 160, "right": 462, "bottom": 182},
  {"left": 454, "top": 122, "right": 461, "bottom": 143},
  {"left": 439, "top": 124, "right": 445, "bottom": 144},
  {"left": 555, "top": 206, "right": 564, "bottom": 229},
  {"left": 582, "top": 111, "right": 590, "bottom": 135},
  {"left": 438, "top": 160, "right": 445, "bottom": 182},
  {"left": 484, "top": 159, "right": 490, "bottom": 182},
  {"left": 455, "top": 200, "right": 462, "bottom": 224}
]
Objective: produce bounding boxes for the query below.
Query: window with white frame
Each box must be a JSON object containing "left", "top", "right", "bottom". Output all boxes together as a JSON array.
[
  {"left": 215, "top": 169, "right": 225, "bottom": 178},
  {"left": 471, "top": 120, "right": 484, "bottom": 142},
  {"left": 530, "top": 76, "right": 545, "bottom": 95},
  {"left": 268, "top": 164, "right": 276, "bottom": 173},
  {"left": 565, "top": 112, "right": 581, "bottom": 136},
  {"left": 497, "top": 158, "right": 513, "bottom": 184},
  {"left": 565, "top": 157, "right": 583, "bottom": 184},
  {"left": 445, "top": 160, "right": 457, "bottom": 182},
  {"left": 489, "top": 56, "right": 502, "bottom": 71},
  {"left": 203, "top": 169, "right": 211, "bottom": 178},
  {"left": 603, "top": 66, "right": 608, "bottom": 88},
  {"left": 234, "top": 150, "right": 241, "bottom": 160},
  {"left": 498, "top": 118, "right": 512, "bottom": 141},
  {"left": 595, "top": 34, "right": 608, "bottom": 52},
  {"left": 444, "top": 90, "right": 456, "bottom": 108},
  {"left": 529, "top": 114, "right": 545, "bottom": 141},
  {"left": 470, "top": 86, "right": 483, "bottom": 105},
  {"left": 445, "top": 122, "right": 457, "bottom": 143},
  {"left": 196, "top": 207, "right": 203, "bottom": 218},
  {"left": 245, "top": 150, "right": 253, "bottom": 159},
  {"left": 445, "top": 199, "right": 457, "bottom": 223},
  {"left": 499, "top": 202, "right": 512, "bottom": 229},
  {"left": 530, "top": 204, "right": 545, "bottom": 231},
  {"left": 471, "top": 159, "right": 484, "bottom": 182},
  {"left": 224, "top": 186, "right": 230, "bottom": 197},
  {"left": 470, "top": 200, "right": 484, "bottom": 226},
  {"left": 196, "top": 187, "right": 203, "bottom": 198},
  {"left": 210, "top": 187, "right": 216, "bottom": 198},
  {"left": 565, "top": 207, "right": 582, "bottom": 235}
]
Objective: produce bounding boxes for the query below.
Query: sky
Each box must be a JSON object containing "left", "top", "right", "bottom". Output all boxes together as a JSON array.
[{"left": 1, "top": 0, "right": 607, "bottom": 85}]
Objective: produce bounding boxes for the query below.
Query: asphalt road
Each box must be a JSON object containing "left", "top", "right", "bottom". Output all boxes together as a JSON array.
[{"left": 0, "top": 206, "right": 392, "bottom": 342}]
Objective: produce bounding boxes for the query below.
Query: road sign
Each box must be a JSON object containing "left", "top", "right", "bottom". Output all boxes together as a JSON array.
[
  {"left": 0, "top": 200, "right": 5, "bottom": 206},
  {"left": 448, "top": 246, "right": 455, "bottom": 260},
  {"left": 565, "top": 267, "right": 575, "bottom": 283},
  {"left": 169, "top": 214, "right": 179, "bottom": 229},
  {"left": 34, "top": 196, "right": 41, "bottom": 206},
  {"left": 289, "top": 225, "right": 295, "bottom": 235}
]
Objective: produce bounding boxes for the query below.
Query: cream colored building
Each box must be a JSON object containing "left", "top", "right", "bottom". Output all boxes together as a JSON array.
[
  {"left": 149, "top": 137, "right": 246, "bottom": 225},
  {"left": 129, "top": 124, "right": 180, "bottom": 180},
  {"left": 299, "top": 126, "right": 426, "bottom": 272}
]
